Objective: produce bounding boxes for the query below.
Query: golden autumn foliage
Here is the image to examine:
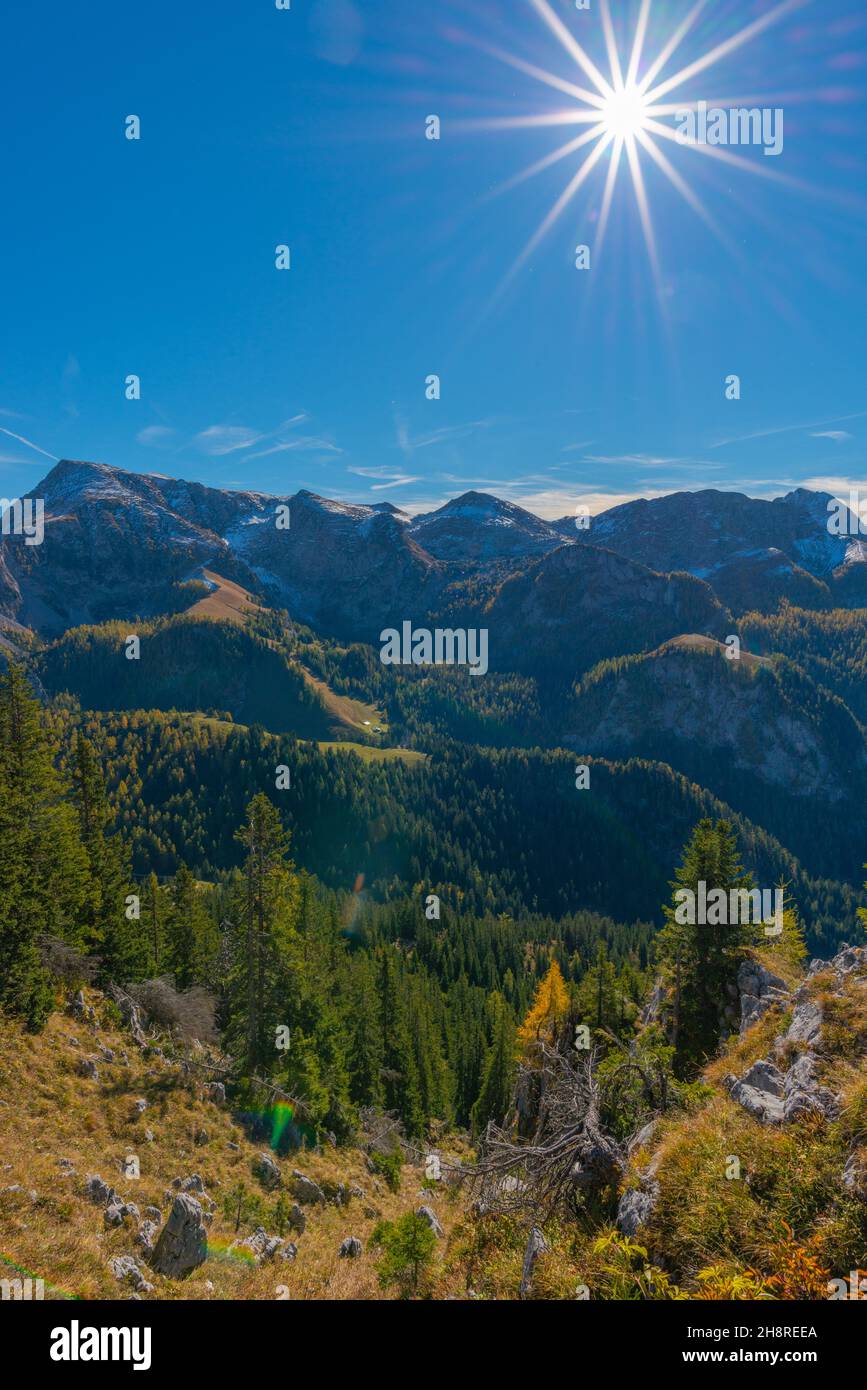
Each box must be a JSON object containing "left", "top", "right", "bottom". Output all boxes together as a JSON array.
[{"left": 517, "top": 960, "right": 569, "bottom": 1053}]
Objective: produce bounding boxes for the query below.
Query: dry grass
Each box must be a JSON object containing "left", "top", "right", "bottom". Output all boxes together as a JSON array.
[
  {"left": 299, "top": 668, "right": 385, "bottom": 734},
  {"left": 314, "top": 741, "right": 426, "bottom": 765},
  {"left": 186, "top": 571, "right": 262, "bottom": 626},
  {"left": 0, "top": 992, "right": 465, "bottom": 1302}
]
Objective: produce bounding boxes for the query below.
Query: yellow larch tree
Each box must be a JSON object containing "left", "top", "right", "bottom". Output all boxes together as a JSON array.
[{"left": 517, "top": 959, "right": 570, "bottom": 1053}]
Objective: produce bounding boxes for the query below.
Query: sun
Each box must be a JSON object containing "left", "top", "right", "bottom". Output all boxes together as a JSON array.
[
  {"left": 600, "top": 84, "right": 649, "bottom": 142},
  {"left": 459, "top": 0, "right": 815, "bottom": 305}
]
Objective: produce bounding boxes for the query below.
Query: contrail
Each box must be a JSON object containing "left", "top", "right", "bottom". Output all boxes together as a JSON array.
[{"left": 0, "top": 426, "right": 59, "bottom": 462}]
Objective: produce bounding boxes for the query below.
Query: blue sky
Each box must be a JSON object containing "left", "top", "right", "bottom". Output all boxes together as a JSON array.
[{"left": 1, "top": 0, "right": 866, "bottom": 518}]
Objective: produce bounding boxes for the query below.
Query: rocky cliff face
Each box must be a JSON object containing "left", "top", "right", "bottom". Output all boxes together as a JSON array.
[
  {"left": 234, "top": 490, "right": 447, "bottom": 642},
  {"left": 566, "top": 638, "right": 867, "bottom": 803}
]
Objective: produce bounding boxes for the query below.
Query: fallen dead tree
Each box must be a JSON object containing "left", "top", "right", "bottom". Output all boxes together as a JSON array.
[{"left": 464, "top": 1043, "right": 624, "bottom": 1220}]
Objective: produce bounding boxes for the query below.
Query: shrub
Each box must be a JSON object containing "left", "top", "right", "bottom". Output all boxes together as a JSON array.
[
  {"left": 371, "top": 1212, "right": 437, "bottom": 1297},
  {"left": 370, "top": 1149, "right": 402, "bottom": 1193}
]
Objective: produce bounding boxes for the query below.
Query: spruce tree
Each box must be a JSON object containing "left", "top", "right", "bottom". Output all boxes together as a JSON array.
[
  {"left": 0, "top": 666, "right": 88, "bottom": 1027},
  {"left": 167, "top": 863, "right": 210, "bottom": 988},
  {"left": 377, "top": 949, "right": 424, "bottom": 1137},
  {"left": 142, "top": 871, "right": 169, "bottom": 977},
  {"left": 657, "top": 818, "right": 753, "bottom": 1070},
  {"left": 71, "top": 732, "right": 142, "bottom": 980},
  {"left": 224, "top": 794, "right": 299, "bottom": 1078},
  {"left": 346, "top": 956, "right": 384, "bottom": 1107},
  {"left": 471, "top": 993, "right": 515, "bottom": 1134}
]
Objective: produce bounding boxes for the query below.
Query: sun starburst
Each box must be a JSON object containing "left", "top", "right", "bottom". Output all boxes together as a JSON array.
[{"left": 461, "top": 0, "right": 816, "bottom": 304}]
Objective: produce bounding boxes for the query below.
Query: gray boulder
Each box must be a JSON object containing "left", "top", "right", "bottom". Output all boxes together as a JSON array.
[
  {"left": 737, "top": 959, "right": 790, "bottom": 1034},
  {"left": 830, "top": 944, "right": 867, "bottom": 977},
  {"left": 519, "top": 1226, "right": 549, "bottom": 1297},
  {"left": 617, "top": 1184, "right": 658, "bottom": 1238},
  {"left": 134, "top": 1220, "right": 161, "bottom": 1256},
  {"left": 105, "top": 1199, "right": 139, "bottom": 1228},
  {"left": 339, "top": 1236, "right": 363, "bottom": 1259},
  {"left": 148, "top": 1194, "right": 208, "bottom": 1278},
  {"left": 782, "top": 1052, "right": 839, "bottom": 1121},
  {"left": 172, "top": 1173, "right": 205, "bottom": 1194},
  {"left": 253, "top": 1153, "right": 281, "bottom": 1190},
  {"left": 234, "top": 1226, "right": 284, "bottom": 1263},
  {"left": 416, "top": 1205, "right": 444, "bottom": 1237},
  {"left": 84, "top": 1174, "right": 117, "bottom": 1206},
  {"left": 843, "top": 1151, "right": 867, "bottom": 1198},
  {"left": 109, "top": 1255, "right": 153, "bottom": 1294},
  {"left": 740, "top": 1059, "right": 785, "bottom": 1097},
  {"left": 783, "top": 998, "right": 823, "bottom": 1048},
  {"left": 729, "top": 1070, "right": 784, "bottom": 1125},
  {"left": 77, "top": 1057, "right": 99, "bottom": 1081},
  {"left": 290, "top": 1170, "right": 326, "bottom": 1205},
  {"left": 287, "top": 1203, "right": 306, "bottom": 1234}
]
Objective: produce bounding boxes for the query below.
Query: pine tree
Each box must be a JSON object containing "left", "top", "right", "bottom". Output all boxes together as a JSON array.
[
  {"left": 0, "top": 666, "right": 88, "bottom": 1027},
  {"left": 142, "top": 871, "right": 169, "bottom": 976},
  {"left": 224, "top": 794, "right": 299, "bottom": 1078},
  {"left": 657, "top": 818, "right": 754, "bottom": 1070},
  {"left": 471, "top": 993, "right": 515, "bottom": 1134},
  {"left": 576, "top": 941, "right": 621, "bottom": 1034},
  {"left": 346, "top": 956, "right": 384, "bottom": 1107},
  {"left": 71, "top": 732, "right": 142, "bottom": 980},
  {"left": 167, "top": 863, "right": 210, "bottom": 988},
  {"left": 377, "top": 949, "right": 424, "bottom": 1137}
]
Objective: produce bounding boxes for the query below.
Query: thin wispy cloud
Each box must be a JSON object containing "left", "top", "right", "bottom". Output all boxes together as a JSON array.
[
  {"left": 370, "top": 476, "right": 422, "bottom": 490},
  {"left": 194, "top": 413, "right": 338, "bottom": 461},
  {"left": 349, "top": 465, "right": 420, "bottom": 488},
  {"left": 579, "top": 453, "right": 722, "bottom": 471},
  {"left": 411, "top": 420, "right": 498, "bottom": 450},
  {"left": 395, "top": 416, "right": 499, "bottom": 459},
  {"left": 194, "top": 425, "right": 267, "bottom": 456},
  {"left": 249, "top": 436, "right": 342, "bottom": 460},
  {"left": 800, "top": 474, "right": 867, "bottom": 500},
  {"left": 811, "top": 430, "right": 853, "bottom": 443},
  {"left": 710, "top": 410, "right": 867, "bottom": 450},
  {"left": 485, "top": 487, "right": 665, "bottom": 520},
  {"left": 137, "top": 425, "right": 177, "bottom": 448}
]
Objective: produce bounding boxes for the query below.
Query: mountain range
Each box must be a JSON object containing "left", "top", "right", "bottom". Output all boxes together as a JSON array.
[
  {"left": 4, "top": 458, "right": 867, "bottom": 909},
  {"left": 3, "top": 460, "right": 866, "bottom": 640}
]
